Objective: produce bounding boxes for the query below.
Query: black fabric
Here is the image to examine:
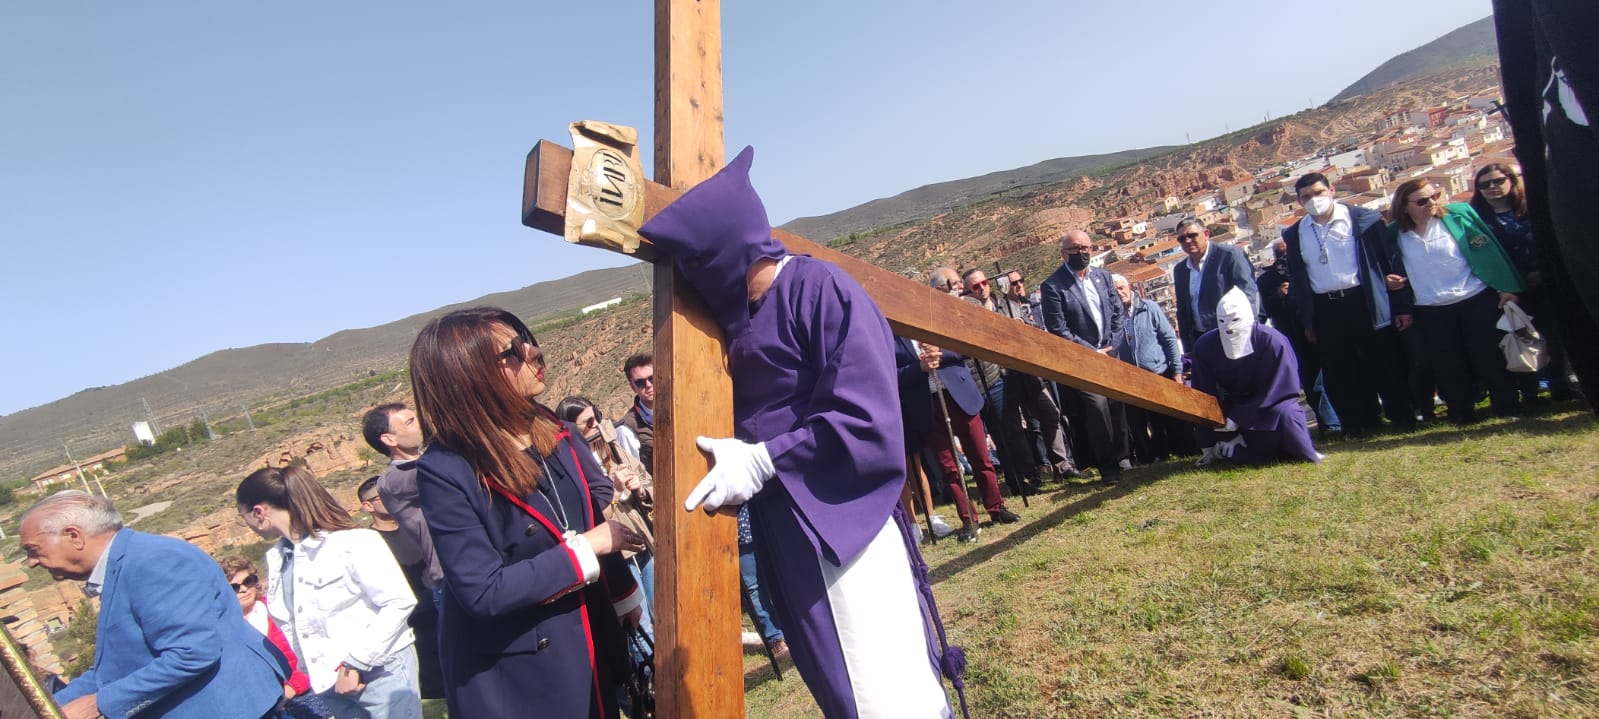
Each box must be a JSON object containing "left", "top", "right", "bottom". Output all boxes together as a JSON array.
[{"left": 1493, "top": 0, "right": 1599, "bottom": 410}]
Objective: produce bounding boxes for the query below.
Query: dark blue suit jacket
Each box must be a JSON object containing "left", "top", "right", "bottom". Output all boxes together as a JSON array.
[
  {"left": 893, "top": 337, "right": 985, "bottom": 452},
  {"left": 417, "top": 421, "right": 636, "bottom": 719},
  {"left": 1173, "top": 242, "right": 1259, "bottom": 349},
  {"left": 56, "top": 529, "right": 288, "bottom": 719},
  {"left": 1040, "top": 265, "right": 1125, "bottom": 351}
]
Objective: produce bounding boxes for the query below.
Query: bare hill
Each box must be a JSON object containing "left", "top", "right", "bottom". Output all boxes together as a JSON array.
[
  {"left": 0, "top": 264, "right": 651, "bottom": 480},
  {"left": 1330, "top": 16, "right": 1498, "bottom": 102},
  {"left": 779, "top": 146, "right": 1179, "bottom": 243}
]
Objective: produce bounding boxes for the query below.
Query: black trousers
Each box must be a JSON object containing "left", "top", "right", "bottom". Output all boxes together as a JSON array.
[
  {"left": 1060, "top": 386, "right": 1127, "bottom": 472},
  {"left": 1414, "top": 289, "right": 1519, "bottom": 422},
  {"left": 1311, "top": 290, "right": 1415, "bottom": 434},
  {"left": 1002, "top": 371, "right": 1075, "bottom": 471}
]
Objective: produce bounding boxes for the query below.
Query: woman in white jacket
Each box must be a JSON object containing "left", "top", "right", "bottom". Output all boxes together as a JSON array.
[{"left": 236, "top": 465, "right": 421, "bottom": 719}]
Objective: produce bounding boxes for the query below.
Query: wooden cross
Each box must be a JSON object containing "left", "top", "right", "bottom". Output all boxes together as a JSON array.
[{"left": 521, "top": 2, "right": 1223, "bottom": 714}]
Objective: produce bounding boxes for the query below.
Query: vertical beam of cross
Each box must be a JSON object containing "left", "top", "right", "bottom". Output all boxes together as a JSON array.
[{"left": 650, "top": 1, "right": 745, "bottom": 716}]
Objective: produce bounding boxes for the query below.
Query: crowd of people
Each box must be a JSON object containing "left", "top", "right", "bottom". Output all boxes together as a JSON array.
[{"left": 16, "top": 153, "right": 1578, "bottom": 719}]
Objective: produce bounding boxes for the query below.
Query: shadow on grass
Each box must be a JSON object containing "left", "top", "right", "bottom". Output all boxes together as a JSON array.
[
  {"left": 1321, "top": 406, "right": 1596, "bottom": 455},
  {"left": 925, "top": 460, "right": 1196, "bottom": 586}
]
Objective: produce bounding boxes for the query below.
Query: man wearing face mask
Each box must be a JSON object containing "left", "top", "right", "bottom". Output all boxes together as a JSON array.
[
  {"left": 1190, "top": 288, "right": 1323, "bottom": 466},
  {"left": 1281, "top": 172, "right": 1416, "bottom": 439},
  {"left": 1040, "top": 230, "right": 1129, "bottom": 484}
]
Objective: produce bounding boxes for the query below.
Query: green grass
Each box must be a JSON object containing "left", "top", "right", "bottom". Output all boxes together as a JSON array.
[{"left": 741, "top": 406, "right": 1599, "bottom": 718}]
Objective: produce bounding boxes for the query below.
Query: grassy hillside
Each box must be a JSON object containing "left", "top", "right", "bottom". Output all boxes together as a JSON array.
[{"left": 748, "top": 407, "right": 1599, "bottom": 718}]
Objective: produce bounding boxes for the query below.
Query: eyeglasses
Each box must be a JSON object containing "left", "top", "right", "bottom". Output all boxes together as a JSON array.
[
  {"left": 1476, "top": 176, "right": 1510, "bottom": 190},
  {"left": 631, "top": 375, "right": 654, "bottom": 389},
  {"left": 1007, "top": 277, "right": 1024, "bottom": 286},
  {"left": 1410, "top": 194, "right": 1441, "bottom": 207},
  {"left": 1177, "top": 232, "right": 1203, "bottom": 242},
  {"left": 498, "top": 336, "right": 544, "bottom": 368},
  {"left": 359, "top": 495, "right": 379, "bottom": 505},
  {"left": 231, "top": 574, "right": 259, "bottom": 593}
]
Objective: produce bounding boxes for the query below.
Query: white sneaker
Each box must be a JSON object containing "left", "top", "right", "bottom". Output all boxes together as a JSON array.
[{"left": 929, "top": 515, "right": 955, "bottom": 538}]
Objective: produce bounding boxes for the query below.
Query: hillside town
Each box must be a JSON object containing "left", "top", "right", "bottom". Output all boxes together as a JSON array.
[{"left": 1090, "top": 85, "right": 1512, "bottom": 329}]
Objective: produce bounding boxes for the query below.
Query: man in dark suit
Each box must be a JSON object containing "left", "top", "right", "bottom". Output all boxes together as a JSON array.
[
  {"left": 1282, "top": 172, "right": 1416, "bottom": 437},
  {"left": 1040, "top": 230, "right": 1130, "bottom": 483},
  {"left": 894, "top": 334, "right": 1019, "bottom": 543},
  {"left": 1173, "top": 218, "right": 1260, "bottom": 350},
  {"left": 21, "top": 491, "right": 288, "bottom": 719}
]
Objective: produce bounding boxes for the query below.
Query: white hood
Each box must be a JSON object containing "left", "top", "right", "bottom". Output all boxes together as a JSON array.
[{"left": 1216, "top": 287, "right": 1256, "bottom": 360}]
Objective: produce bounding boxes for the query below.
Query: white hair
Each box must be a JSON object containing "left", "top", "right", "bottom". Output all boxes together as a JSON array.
[
  {"left": 1110, "top": 273, "right": 1130, "bottom": 287},
  {"left": 22, "top": 490, "right": 123, "bottom": 536}
]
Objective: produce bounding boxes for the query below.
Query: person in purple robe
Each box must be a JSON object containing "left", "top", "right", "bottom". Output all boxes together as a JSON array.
[
  {"left": 638, "top": 146, "right": 964, "bottom": 719},
  {"left": 1191, "top": 287, "right": 1324, "bottom": 466}
]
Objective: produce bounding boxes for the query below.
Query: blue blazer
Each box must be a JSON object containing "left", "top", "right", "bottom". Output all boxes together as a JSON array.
[
  {"left": 1173, "top": 242, "right": 1259, "bottom": 349},
  {"left": 55, "top": 529, "right": 288, "bottom": 719},
  {"left": 1040, "top": 265, "right": 1125, "bottom": 351},
  {"left": 893, "top": 337, "right": 985, "bottom": 452},
  {"left": 417, "top": 420, "right": 637, "bottom": 719}
]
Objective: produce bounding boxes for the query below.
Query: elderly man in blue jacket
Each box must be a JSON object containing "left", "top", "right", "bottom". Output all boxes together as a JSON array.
[
  {"left": 1112, "top": 273, "right": 1192, "bottom": 461},
  {"left": 21, "top": 491, "right": 288, "bottom": 719}
]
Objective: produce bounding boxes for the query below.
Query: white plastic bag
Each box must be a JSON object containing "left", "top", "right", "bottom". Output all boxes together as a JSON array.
[{"left": 1496, "top": 300, "right": 1549, "bottom": 373}]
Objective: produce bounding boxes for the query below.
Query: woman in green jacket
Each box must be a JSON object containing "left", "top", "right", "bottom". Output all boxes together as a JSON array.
[{"left": 1383, "top": 178, "right": 1524, "bottom": 424}]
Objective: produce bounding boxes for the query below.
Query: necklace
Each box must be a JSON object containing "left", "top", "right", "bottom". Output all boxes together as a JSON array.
[
  {"left": 534, "top": 454, "right": 574, "bottom": 538},
  {"left": 1308, "top": 220, "right": 1332, "bottom": 264}
]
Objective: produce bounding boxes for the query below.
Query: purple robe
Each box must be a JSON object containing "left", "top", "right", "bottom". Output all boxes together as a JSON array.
[
  {"left": 1190, "top": 325, "right": 1320, "bottom": 464},
  {"left": 640, "top": 147, "right": 957, "bottom": 718}
]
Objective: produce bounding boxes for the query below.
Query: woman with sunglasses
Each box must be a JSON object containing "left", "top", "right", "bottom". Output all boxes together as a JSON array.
[
  {"left": 1471, "top": 163, "right": 1575, "bottom": 401},
  {"left": 409, "top": 307, "right": 644, "bottom": 719},
  {"left": 217, "top": 555, "right": 331, "bottom": 719},
  {"left": 235, "top": 466, "right": 422, "bottom": 719},
  {"left": 1384, "top": 179, "right": 1524, "bottom": 423}
]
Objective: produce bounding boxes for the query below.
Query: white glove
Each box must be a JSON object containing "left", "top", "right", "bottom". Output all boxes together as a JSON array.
[
  {"left": 1220, "top": 417, "right": 1239, "bottom": 433},
  {"left": 683, "top": 436, "right": 774, "bottom": 513},
  {"left": 1215, "top": 434, "right": 1248, "bottom": 459}
]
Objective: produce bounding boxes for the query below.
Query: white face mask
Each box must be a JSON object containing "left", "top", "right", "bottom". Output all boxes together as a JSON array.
[
  {"left": 1216, "top": 287, "right": 1257, "bottom": 360},
  {"left": 1302, "top": 195, "right": 1334, "bottom": 217}
]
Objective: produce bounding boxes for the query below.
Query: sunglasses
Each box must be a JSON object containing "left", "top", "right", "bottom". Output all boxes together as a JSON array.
[
  {"left": 1476, "top": 176, "right": 1510, "bottom": 190},
  {"left": 1177, "top": 232, "right": 1203, "bottom": 242},
  {"left": 968, "top": 279, "right": 990, "bottom": 289},
  {"left": 231, "top": 574, "right": 259, "bottom": 593},
  {"left": 1410, "top": 194, "right": 1440, "bottom": 207},
  {"left": 359, "top": 494, "right": 379, "bottom": 505},
  {"left": 498, "top": 336, "right": 544, "bottom": 367},
  {"left": 631, "top": 376, "right": 654, "bottom": 390},
  {"left": 1008, "top": 277, "right": 1024, "bottom": 285}
]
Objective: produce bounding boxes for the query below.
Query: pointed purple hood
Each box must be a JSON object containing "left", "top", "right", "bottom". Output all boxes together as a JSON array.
[{"left": 638, "top": 146, "right": 788, "bottom": 335}]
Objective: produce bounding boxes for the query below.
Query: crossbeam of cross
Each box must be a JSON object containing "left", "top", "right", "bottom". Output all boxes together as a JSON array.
[{"left": 521, "top": 2, "right": 1222, "bottom": 715}]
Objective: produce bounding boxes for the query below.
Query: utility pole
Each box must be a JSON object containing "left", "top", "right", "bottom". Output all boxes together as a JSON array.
[
  {"left": 241, "top": 402, "right": 256, "bottom": 432},
  {"left": 63, "top": 442, "right": 93, "bottom": 495},
  {"left": 141, "top": 397, "right": 161, "bottom": 435},
  {"left": 197, "top": 407, "right": 217, "bottom": 441}
]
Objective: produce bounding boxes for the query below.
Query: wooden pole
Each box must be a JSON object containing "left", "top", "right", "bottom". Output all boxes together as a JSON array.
[{"left": 651, "top": 1, "right": 745, "bottom": 717}]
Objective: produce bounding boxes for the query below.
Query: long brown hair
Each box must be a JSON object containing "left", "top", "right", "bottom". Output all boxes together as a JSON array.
[
  {"left": 409, "top": 306, "right": 561, "bottom": 496},
  {"left": 1391, "top": 179, "right": 1446, "bottom": 233},
  {"left": 236, "top": 466, "right": 358, "bottom": 539},
  {"left": 1472, "top": 163, "right": 1526, "bottom": 217}
]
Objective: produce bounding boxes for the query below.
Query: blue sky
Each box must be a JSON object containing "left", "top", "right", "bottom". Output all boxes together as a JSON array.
[{"left": 0, "top": 0, "right": 1492, "bottom": 415}]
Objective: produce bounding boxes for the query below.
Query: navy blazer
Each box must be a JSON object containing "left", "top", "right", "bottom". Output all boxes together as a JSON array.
[
  {"left": 56, "top": 529, "right": 288, "bottom": 719},
  {"left": 1040, "top": 264, "right": 1125, "bottom": 351},
  {"left": 1173, "top": 242, "right": 1259, "bottom": 349},
  {"left": 1281, "top": 205, "right": 1396, "bottom": 333},
  {"left": 893, "top": 337, "right": 985, "bottom": 452},
  {"left": 417, "top": 421, "right": 636, "bottom": 719}
]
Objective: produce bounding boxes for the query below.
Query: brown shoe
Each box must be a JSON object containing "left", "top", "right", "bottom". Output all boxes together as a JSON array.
[{"left": 767, "top": 639, "right": 790, "bottom": 662}]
